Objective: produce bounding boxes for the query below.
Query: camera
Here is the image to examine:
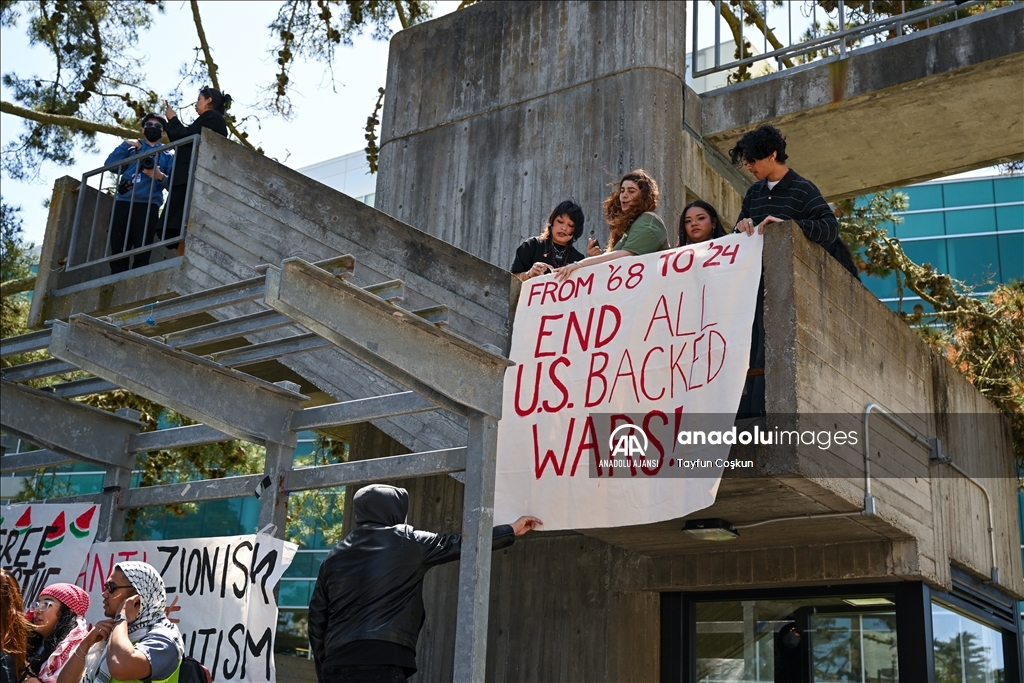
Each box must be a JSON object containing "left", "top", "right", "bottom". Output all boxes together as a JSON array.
[
  {"left": 117, "top": 178, "right": 134, "bottom": 195},
  {"left": 140, "top": 156, "right": 155, "bottom": 171}
]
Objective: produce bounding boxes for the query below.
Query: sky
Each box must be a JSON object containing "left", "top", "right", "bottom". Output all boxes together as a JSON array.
[
  {"left": 0, "top": 1, "right": 998, "bottom": 246},
  {"left": 1, "top": 1, "right": 462, "bottom": 244}
]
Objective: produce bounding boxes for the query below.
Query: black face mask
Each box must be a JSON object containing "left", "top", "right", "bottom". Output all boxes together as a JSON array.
[{"left": 143, "top": 127, "right": 163, "bottom": 143}]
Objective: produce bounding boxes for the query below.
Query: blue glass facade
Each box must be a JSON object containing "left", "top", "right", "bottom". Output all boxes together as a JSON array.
[{"left": 860, "top": 175, "right": 1024, "bottom": 313}]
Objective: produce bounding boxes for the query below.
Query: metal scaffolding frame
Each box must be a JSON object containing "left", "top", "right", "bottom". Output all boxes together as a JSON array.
[{"left": 0, "top": 254, "right": 511, "bottom": 681}]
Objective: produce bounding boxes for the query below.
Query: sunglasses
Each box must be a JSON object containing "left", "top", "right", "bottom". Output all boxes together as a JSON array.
[
  {"left": 104, "top": 581, "right": 133, "bottom": 594},
  {"left": 32, "top": 599, "right": 57, "bottom": 611}
]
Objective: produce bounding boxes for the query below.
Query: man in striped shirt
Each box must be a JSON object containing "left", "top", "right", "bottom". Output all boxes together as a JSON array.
[{"left": 730, "top": 124, "right": 859, "bottom": 279}]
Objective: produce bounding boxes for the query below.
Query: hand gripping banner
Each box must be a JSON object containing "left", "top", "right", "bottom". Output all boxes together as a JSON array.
[{"left": 495, "top": 233, "right": 764, "bottom": 530}]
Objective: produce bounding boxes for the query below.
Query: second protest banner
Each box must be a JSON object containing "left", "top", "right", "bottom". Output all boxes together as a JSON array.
[
  {"left": 80, "top": 534, "right": 296, "bottom": 683},
  {"left": 494, "top": 233, "right": 764, "bottom": 530}
]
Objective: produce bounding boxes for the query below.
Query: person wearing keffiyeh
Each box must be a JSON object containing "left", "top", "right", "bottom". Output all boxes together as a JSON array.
[
  {"left": 23, "top": 583, "right": 90, "bottom": 683},
  {"left": 56, "top": 562, "right": 183, "bottom": 683}
]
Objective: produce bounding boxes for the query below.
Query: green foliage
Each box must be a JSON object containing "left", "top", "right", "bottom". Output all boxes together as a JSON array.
[
  {"left": 1, "top": 0, "right": 165, "bottom": 178},
  {"left": 0, "top": 200, "right": 35, "bottom": 348},
  {"left": 286, "top": 435, "right": 348, "bottom": 548},
  {"left": 261, "top": 1, "right": 430, "bottom": 117},
  {"left": 840, "top": 192, "right": 1024, "bottom": 470}
]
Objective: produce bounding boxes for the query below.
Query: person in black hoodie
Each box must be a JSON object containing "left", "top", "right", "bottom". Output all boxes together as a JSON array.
[
  {"left": 307, "top": 484, "right": 541, "bottom": 682},
  {"left": 161, "top": 86, "right": 231, "bottom": 250}
]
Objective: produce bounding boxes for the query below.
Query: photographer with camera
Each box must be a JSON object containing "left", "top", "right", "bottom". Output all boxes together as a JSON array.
[{"left": 103, "top": 113, "right": 174, "bottom": 274}]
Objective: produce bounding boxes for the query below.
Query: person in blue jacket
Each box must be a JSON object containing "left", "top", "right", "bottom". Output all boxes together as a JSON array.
[{"left": 104, "top": 113, "right": 174, "bottom": 274}]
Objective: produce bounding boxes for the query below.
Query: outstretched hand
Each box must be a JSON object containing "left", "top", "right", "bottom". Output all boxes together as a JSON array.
[{"left": 510, "top": 515, "right": 543, "bottom": 536}]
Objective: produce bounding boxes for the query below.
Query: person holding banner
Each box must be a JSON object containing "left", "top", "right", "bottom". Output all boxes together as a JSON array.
[
  {"left": 23, "top": 584, "right": 90, "bottom": 683},
  {"left": 57, "top": 563, "right": 182, "bottom": 683},
  {"left": 308, "top": 484, "right": 541, "bottom": 682},
  {"left": 553, "top": 169, "right": 669, "bottom": 282},
  {"left": 510, "top": 201, "right": 600, "bottom": 281},
  {"left": 1, "top": 569, "right": 29, "bottom": 683},
  {"left": 679, "top": 200, "right": 728, "bottom": 246}
]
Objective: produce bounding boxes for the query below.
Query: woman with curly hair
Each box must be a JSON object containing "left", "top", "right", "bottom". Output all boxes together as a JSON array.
[
  {"left": 23, "top": 584, "right": 90, "bottom": 683},
  {"left": 1, "top": 569, "right": 29, "bottom": 683},
  {"left": 553, "top": 169, "right": 669, "bottom": 282},
  {"left": 679, "top": 200, "right": 727, "bottom": 245}
]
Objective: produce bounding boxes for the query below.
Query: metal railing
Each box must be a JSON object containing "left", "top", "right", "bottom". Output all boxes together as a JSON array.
[
  {"left": 691, "top": 0, "right": 1003, "bottom": 82},
  {"left": 65, "top": 135, "right": 200, "bottom": 272}
]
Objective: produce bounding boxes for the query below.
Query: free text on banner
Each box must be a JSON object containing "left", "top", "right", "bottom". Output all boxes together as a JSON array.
[
  {"left": 1, "top": 503, "right": 100, "bottom": 606},
  {"left": 494, "top": 233, "right": 764, "bottom": 530},
  {"left": 80, "top": 535, "right": 297, "bottom": 682}
]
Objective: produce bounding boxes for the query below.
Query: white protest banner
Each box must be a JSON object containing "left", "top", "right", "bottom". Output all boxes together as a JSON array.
[
  {"left": 1, "top": 503, "right": 100, "bottom": 605},
  {"left": 80, "top": 535, "right": 297, "bottom": 682},
  {"left": 495, "top": 232, "right": 764, "bottom": 530}
]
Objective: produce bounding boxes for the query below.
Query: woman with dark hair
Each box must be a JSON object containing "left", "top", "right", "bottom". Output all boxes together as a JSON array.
[
  {"left": 161, "top": 86, "right": 233, "bottom": 250},
  {"left": 553, "top": 169, "right": 669, "bottom": 282},
  {"left": 679, "top": 200, "right": 727, "bottom": 245},
  {"left": 510, "top": 201, "right": 599, "bottom": 281},
  {"left": 22, "top": 584, "right": 90, "bottom": 683},
  {"left": 1, "top": 569, "right": 29, "bottom": 683}
]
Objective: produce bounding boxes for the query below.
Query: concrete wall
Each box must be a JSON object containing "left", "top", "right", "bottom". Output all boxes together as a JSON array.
[
  {"left": 762, "top": 224, "right": 1023, "bottom": 596},
  {"left": 701, "top": 4, "right": 1024, "bottom": 199},
  {"left": 376, "top": 1, "right": 744, "bottom": 267}
]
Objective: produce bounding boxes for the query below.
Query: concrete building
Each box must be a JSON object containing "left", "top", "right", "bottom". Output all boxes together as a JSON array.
[{"left": 3, "top": 2, "right": 1023, "bottom": 681}]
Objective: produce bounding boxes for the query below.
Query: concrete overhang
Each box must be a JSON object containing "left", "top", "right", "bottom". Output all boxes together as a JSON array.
[{"left": 701, "top": 5, "right": 1024, "bottom": 200}]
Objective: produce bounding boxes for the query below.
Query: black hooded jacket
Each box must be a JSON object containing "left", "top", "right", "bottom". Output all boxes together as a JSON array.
[{"left": 307, "top": 484, "right": 515, "bottom": 675}]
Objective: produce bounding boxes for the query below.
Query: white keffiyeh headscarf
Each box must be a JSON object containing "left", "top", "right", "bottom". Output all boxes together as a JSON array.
[{"left": 83, "top": 562, "right": 184, "bottom": 683}]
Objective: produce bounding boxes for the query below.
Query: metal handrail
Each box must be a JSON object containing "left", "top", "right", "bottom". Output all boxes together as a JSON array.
[
  {"left": 692, "top": 0, "right": 992, "bottom": 81},
  {"left": 65, "top": 135, "right": 201, "bottom": 272}
]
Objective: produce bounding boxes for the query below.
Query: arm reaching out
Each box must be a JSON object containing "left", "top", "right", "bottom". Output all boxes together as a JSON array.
[{"left": 510, "top": 516, "right": 542, "bottom": 536}]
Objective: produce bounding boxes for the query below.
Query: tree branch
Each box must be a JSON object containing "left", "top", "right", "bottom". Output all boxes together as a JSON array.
[
  {"left": 0, "top": 99, "right": 137, "bottom": 138},
  {"left": 190, "top": 0, "right": 220, "bottom": 91},
  {"left": 394, "top": 0, "right": 409, "bottom": 29},
  {"left": 739, "top": 1, "right": 795, "bottom": 69},
  {"left": 1, "top": 276, "right": 36, "bottom": 298},
  {"left": 188, "top": 0, "right": 257, "bottom": 151}
]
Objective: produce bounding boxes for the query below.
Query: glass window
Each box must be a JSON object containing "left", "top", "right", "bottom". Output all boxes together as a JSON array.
[
  {"left": 944, "top": 208, "right": 997, "bottom": 236},
  {"left": 995, "top": 205, "right": 1024, "bottom": 232},
  {"left": 897, "top": 212, "right": 944, "bottom": 238},
  {"left": 944, "top": 180, "right": 994, "bottom": 208},
  {"left": 275, "top": 609, "right": 310, "bottom": 658},
  {"left": 998, "top": 234, "right": 1023, "bottom": 282},
  {"left": 279, "top": 579, "right": 313, "bottom": 608},
  {"left": 993, "top": 177, "right": 1024, "bottom": 204},
  {"left": 947, "top": 236, "right": 1001, "bottom": 287},
  {"left": 903, "top": 184, "right": 945, "bottom": 211},
  {"left": 903, "top": 239, "right": 948, "bottom": 274},
  {"left": 932, "top": 602, "right": 1005, "bottom": 683},
  {"left": 863, "top": 270, "right": 898, "bottom": 300},
  {"left": 694, "top": 596, "right": 897, "bottom": 682}
]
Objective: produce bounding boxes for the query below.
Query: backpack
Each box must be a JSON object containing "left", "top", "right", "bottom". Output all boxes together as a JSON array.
[{"left": 177, "top": 656, "right": 213, "bottom": 683}]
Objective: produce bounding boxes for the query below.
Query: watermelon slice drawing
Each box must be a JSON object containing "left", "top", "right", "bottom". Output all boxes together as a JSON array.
[
  {"left": 70, "top": 506, "right": 96, "bottom": 538},
  {"left": 14, "top": 507, "right": 31, "bottom": 534},
  {"left": 43, "top": 511, "right": 66, "bottom": 549}
]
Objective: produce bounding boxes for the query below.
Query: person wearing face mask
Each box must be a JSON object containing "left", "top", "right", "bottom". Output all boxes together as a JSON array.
[
  {"left": 103, "top": 113, "right": 174, "bottom": 274},
  {"left": 553, "top": 169, "right": 669, "bottom": 282},
  {"left": 679, "top": 200, "right": 727, "bottom": 246},
  {"left": 510, "top": 200, "right": 600, "bottom": 281},
  {"left": 162, "top": 86, "right": 232, "bottom": 251},
  {"left": 22, "top": 584, "right": 90, "bottom": 683}
]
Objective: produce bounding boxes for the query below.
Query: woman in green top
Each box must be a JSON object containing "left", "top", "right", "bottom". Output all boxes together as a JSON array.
[{"left": 553, "top": 169, "right": 669, "bottom": 282}]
